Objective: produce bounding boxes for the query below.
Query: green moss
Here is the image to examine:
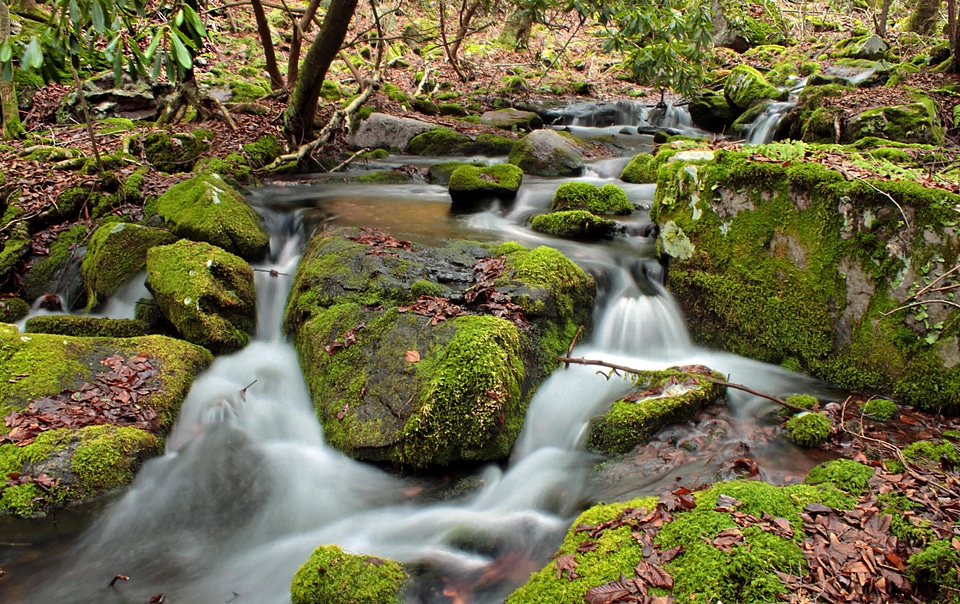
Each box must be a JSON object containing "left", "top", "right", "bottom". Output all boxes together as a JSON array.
[
  {"left": 805, "top": 459, "right": 873, "bottom": 494},
  {"left": 22, "top": 223, "right": 90, "bottom": 301},
  {"left": 383, "top": 83, "right": 410, "bottom": 106},
  {"left": 530, "top": 210, "right": 618, "bottom": 239},
  {"left": 427, "top": 161, "right": 484, "bottom": 185},
  {"left": 862, "top": 397, "right": 898, "bottom": 419},
  {"left": 724, "top": 65, "right": 787, "bottom": 112},
  {"left": 908, "top": 540, "right": 960, "bottom": 595},
  {"left": 357, "top": 170, "right": 414, "bottom": 184},
  {"left": 194, "top": 153, "right": 254, "bottom": 187},
  {"left": 290, "top": 545, "right": 407, "bottom": 604},
  {"left": 71, "top": 424, "right": 160, "bottom": 491},
  {"left": 82, "top": 222, "right": 178, "bottom": 310},
  {"left": 551, "top": 182, "right": 597, "bottom": 211},
  {"left": 0, "top": 297, "right": 30, "bottom": 323},
  {"left": 151, "top": 172, "right": 269, "bottom": 261},
  {"left": 785, "top": 394, "right": 818, "bottom": 410},
  {"left": 410, "top": 279, "right": 447, "bottom": 298},
  {"left": 596, "top": 184, "right": 634, "bottom": 215},
  {"left": 585, "top": 368, "right": 726, "bottom": 454},
  {"left": 448, "top": 164, "right": 524, "bottom": 204},
  {"left": 25, "top": 315, "right": 151, "bottom": 338},
  {"left": 784, "top": 412, "right": 831, "bottom": 447},
  {"left": 229, "top": 80, "right": 269, "bottom": 102},
  {"left": 143, "top": 130, "right": 214, "bottom": 173},
  {"left": 903, "top": 439, "right": 960, "bottom": 467},
  {"left": 146, "top": 240, "right": 257, "bottom": 354},
  {"left": 619, "top": 152, "right": 658, "bottom": 184},
  {"left": 320, "top": 80, "right": 342, "bottom": 101},
  {"left": 242, "top": 135, "right": 284, "bottom": 168}
]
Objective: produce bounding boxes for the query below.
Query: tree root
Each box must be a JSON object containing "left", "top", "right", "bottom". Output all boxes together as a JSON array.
[{"left": 156, "top": 80, "right": 237, "bottom": 130}]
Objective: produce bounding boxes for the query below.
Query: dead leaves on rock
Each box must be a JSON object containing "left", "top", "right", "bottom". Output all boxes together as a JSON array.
[
  {"left": 2, "top": 354, "right": 161, "bottom": 446},
  {"left": 347, "top": 227, "right": 414, "bottom": 257},
  {"left": 324, "top": 323, "right": 366, "bottom": 355},
  {"left": 463, "top": 256, "right": 528, "bottom": 329},
  {"left": 399, "top": 295, "right": 466, "bottom": 325}
]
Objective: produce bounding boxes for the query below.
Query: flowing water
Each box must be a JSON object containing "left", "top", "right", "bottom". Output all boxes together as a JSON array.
[{"left": 1, "top": 120, "right": 836, "bottom": 603}]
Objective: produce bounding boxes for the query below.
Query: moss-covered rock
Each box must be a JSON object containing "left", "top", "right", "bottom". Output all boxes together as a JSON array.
[
  {"left": 724, "top": 65, "right": 788, "bottom": 114},
  {"left": 143, "top": 129, "right": 214, "bottom": 173},
  {"left": 805, "top": 459, "right": 873, "bottom": 495},
  {"left": 146, "top": 240, "right": 257, "bottom": 354},
  {"left": 619, "top": 152, "right": 658, "bottom": 184},
  {"left": 507, "top": 479, "right": 855, "bottom": 603},
  {"left": 788, "top": 84, "right": 854, "bottom": 143},
  {"left": 22, "top": 223, "right": 91, "bottom": 307},
  {"left": 688, "top": 90, "right": 738, "bottom": 133},
  {"left": 712, "top": 0, "right": 787, "bottom": 52},
  {"left": 0, "top": 325, "right": 211, "bottom": 516},
  {"left": 530, "top": 210, "right": 619, "bottom": 239},
  {"left": 25, "top": 315, "right": 152, "bottom": 338},
  {"left": 242, "top": 134, "right": 284, "bottom": 168},
  {"left": 480, "top": 108, "right": 544, "bottom": 131},
  {"left": 0, "top": 424, "right": 161, "bottom": 517},
  {"left": 448, "top": 164, "right": 524, "bottom": 207},
  {"left": 585, "top": 367, "right": 726, "bottom": 455},
  {"left": 81, "top": 222, "right": 178, "bottom": 311},
  {"left": 0, "top": 297, "right": 30, "bottom": 323},
  {"left": 651, "top": 142, "right": 960, "bottom": 413},
  {"left": 509, "top": 130, "right": 587, "bottom": 177},
  {"left": 842, "top": 93, "right": 943, "bottom": 146},
  {"left": 551, "top": 182, "right": 633, "bottom": 215},
  {"left": 862, "top": 397, "right": 898, "bottom": 420},
  {"left": 148, "top": 172, "right": 269, "bottom": 261},
  {"left": 409, "top": 127, "right": 474, "bottom": 155},
  {"left": 283, "top": 230, "right": 594, "bottom": 467},
  {"left": 427, "top": 161, "right": 485, "bottom": 185},
  {"left": 290, "top": 545, "right": 407, "bottom": 604}
]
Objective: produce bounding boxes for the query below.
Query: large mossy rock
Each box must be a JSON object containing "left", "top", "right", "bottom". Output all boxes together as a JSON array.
[
  {"left": 143, "top": 129, "right": 214, "bottom": 173},
  {"left": 146, "top": 240, "right": 257, "bottom": 354},
  {"left": 585, "top": 366, "right": 727, "bottom": 455},
  {"left": 787, "top": 84, "right": 852, "bottom": 143},
  {"left": 149, "top": 172, "right": 269, "bottom": 262},
  {"left": 688, "top": 90, "right": 738, "bottom": 133},
  {"left": 291, "top": 545, "right": 407, "bottom": 604},
  {"left": 842, "top": 94, "right": 943, "bottom": 146},
  {"left": 509, "top": 130, "right": 587, "bottom": 177},
  {"left": 506, "top": 479, "right": 859, "bottom": 603},
  {"left": 552, "top": 182, "right": 633, "bottom": 215},
  {"left": 724, "top": 65, "right": 787, "bottom": 114},
  {"left": 283, "top": 229, "right": 595, "bottom": 467},
  {"left": 409, "top": 128, "right": 518, "bottom": 156},
  {"left": 81, "top": 222, "right": 178, "bottom": 310},
  {"left": 448, "top": 164, "right": 524, "bottom": 207},
  {"left": 650, "top": 141, "right": 960, "bottom": 413},
  {"left": 480, "top": 108, "right": 544, "bottom": 131},
  {"left": 0, "top": 325, "right": 212, "bottom": 516},
  {"left": 711, "top": 0, "right": 787, "bottom": 52},
  {"left": 530, "top": 210, "right": 620, "bottom": 239}
]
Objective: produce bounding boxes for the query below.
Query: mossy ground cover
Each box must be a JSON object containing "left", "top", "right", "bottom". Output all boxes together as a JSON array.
[{"left": 290, "top": 544, "right": 407, "bottom": 604}]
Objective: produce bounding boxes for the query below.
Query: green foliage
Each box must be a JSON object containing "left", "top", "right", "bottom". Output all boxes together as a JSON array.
[
  {"left": 786, "top": 394, "right": 818, "bottom": 410},
  {"left": 784, "top": 412, "right": 831, "bottom": 447},
  {"left": 908, "top": 540, "right": 960, "bottom": 594},
  {"left": 862, "top": 397, "right": 898, "bottom": 420}
]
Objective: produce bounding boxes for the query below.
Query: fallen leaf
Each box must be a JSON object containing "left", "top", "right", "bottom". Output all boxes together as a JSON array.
[{"left": 405, "top": 350, "right": 420, "bottom": 363}]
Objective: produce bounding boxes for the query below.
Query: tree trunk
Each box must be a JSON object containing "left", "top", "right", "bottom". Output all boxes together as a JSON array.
[
  {"left": 250, "top": 0, "right": 285, "bottom": 90},
  {"left": 1, "top": 1, "right": 25, "bottom": 140},
  {"left": 287, "top": 0, "right": 323, "bottom": 89},
  {"left": 907, "top": 0, "right": 941, "bottom": 35},
  {"left": 284, "top": 0, "right": 360, "bottom": 144}
]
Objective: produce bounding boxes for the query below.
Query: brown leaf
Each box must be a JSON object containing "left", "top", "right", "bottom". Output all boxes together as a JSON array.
[
  {"left": 336, "top": 404, "right": 349, "bottom": 420},
  {"left": 554, "top": 553, "right": 579, "bottom": 581},
  {"left": 405, "top": 350, "right": 420, "bottom": 363},
  {"left": 634, "top": 559, "right": 674, "bottom": 588}
]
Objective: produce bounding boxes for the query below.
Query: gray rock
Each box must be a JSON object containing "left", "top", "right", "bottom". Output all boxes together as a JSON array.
[
  {"left": 347, "top": 113, "right": 439, "bottom": 151},
  {"left": 508, "top": 129, "right": 586, "bottom": 177},
  {"left": 480, "top": 108, "right": 543, "bottom": 131}
]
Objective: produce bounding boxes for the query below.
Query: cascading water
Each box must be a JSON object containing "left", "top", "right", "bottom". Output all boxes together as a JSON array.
[{"left": 2, "top": 137, "right": 835, "bottom": 604}]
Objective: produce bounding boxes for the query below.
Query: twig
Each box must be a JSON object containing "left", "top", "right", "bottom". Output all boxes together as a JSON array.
[
  {"left": 556, "top": 356, "right": 810, "bottom": 413},
  {"left": 327, "top": 148, "right": 369, "bottom": 173},
  {"left": 534, "top": 14, "right": 586, "bottom": 91},
  {"left": 563, "top": 325, "right": 584, "bottom": 368},
  {"left": 837, "top": 167, "right": 911, "bottom": 228}
]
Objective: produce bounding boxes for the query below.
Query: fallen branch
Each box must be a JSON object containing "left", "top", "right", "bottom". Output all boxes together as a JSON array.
[{"left": 557, "top": 356, "right": 811, "bottom": 413}]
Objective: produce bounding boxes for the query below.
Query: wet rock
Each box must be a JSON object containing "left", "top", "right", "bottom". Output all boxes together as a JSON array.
[
  {"left": 480, "top": 108, "right": 543, "bottom": 131},
  {"left": 143, "top": 129, "right": 214, "bottom": 173},
  {"left": 724, "top": 65, "right": 788, "bottom": 114},
  {"left": 146, "top": 239, "right": 257, "bottom": 354},
  {"left": 842, "top": 94, "right": 942, "bottom": 145},
  {"left": 688, "top": 90, "right": 738, "bottom": 133},
  {"left": 283, "top": 229, "right": 595, "bottom": 468},
  {"left": 448, "top": 164, "right": 523, "bottom": 208},
  {"left": 530, "top": 210, "right": 622, "bottom": 239},
  {"left": 508, "top": 129, "right": 587, "bottom": 177},
  {"left": 347, "top": 112, "right": 439, "bottom": 152}
]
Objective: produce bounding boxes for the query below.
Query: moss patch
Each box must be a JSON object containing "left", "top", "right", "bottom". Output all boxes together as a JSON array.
[{"left": 290, "top": 545, "right": 407, "bottom": 604}]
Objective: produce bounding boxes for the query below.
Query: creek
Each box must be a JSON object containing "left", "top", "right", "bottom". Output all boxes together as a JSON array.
[{"left": 1, "top": 110, "right": 835, "bottom": 604}]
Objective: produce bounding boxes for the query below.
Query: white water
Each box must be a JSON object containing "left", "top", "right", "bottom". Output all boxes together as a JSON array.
[{"left": 4, "top": 125, "right": 832, "bottom": 604}]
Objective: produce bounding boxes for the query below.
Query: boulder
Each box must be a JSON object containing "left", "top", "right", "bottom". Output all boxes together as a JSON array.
[
  {"left": 0, "top": 325, "right": 211, "bottom": 516},
  {"left": 81, "top": 222, "right": 178, "bottom": 311},
  {"left": 649, "top": 141, "right": 960, "bottom": 413},
  {"left": 146, "top": 240, "right": 257, "bottom": 354},
  {"left": 552, "top": 182, "right": 634, "bottom": 215},
  {"left": 291, "top": 545, "right": 407, "bottom": 604},
  {"left": 688, "top": 90, "right": 738, "bottom": 133},
  {"left": 25, "top": 315, "right": 152, "bottom": 338},
  {"left": 830, "top": 34, "right": 891, "bottom": 61},
  {"left": 530, "top": 210, "right": 621, "bottom": 239},
  {"left": 409, "top": 128, "right": 517, "bottom": 156},
  {"left": 480, "top": 108, "right": 544, "bottom": 131},
  {"left": 283, "top": 229, "right": 595, "bottom": 468},
  {"left": 149, "top": 172, "right": 269, "bottom": 261},
  {"left": 56, "top": 75, "right": 168, "bottom": 123},
  {"left": 346, "top": 112, "right": 439, "bottom": 152},
  {"left": 143, "top": 129, "right": 214, "bottom": 173},
  {"left": 842, "top": 94, "right": 943, "bottom": 145},
  {"left": 509, "top": 130, "right": 587, "bottom": 177},
  {"left": 724, "top": 65, "right": 787, "bottom": 113},
  {"left": 787, "top": 83, "right": 852, "bottom": 144},
  {"left": 448, "top": 164, "right": 524, "bottom": 207}
]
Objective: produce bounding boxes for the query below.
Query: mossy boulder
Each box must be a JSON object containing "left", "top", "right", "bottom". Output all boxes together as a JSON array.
[
  {"left": 145, "top": 240, "right": 257, "bottom": 354},
  {"left": 585, "top": 366, "right": 727, "bottom": 455},
  {"left": 347, "top": 113, "right": 439, "bottom": 152},
  {"left": 81, "top": 222, "right": 178, "bottom": 311},
  {"left": 22, "top": 223, "right": 91, "bottom": 308},
  {"left": 410, "top": 128, "right": 517, "bottom": 156},
  {"left": 0, "top": 325, "right": 211, "bottom": 516},
  {"left": 787, "top": 83, "right": 853, "bottom": 143},
  {"left": 830, "top": 34, "right": 892, "bottom": 61},
  {"left": 290, "top": 545, "right": 407, "bottom": 604},
  {"left": 552, "top": 182, "right": 634, "bottom": 215},
  {"left": 711, "top": 0, "right": 787, "bottom": 52},
  {"left": 427, "top": 161, "right": 485, "bottom": 185},
  {"left": 509, "top": 130, "right": 587, "bottom": 177},
  {"left": 530, "top": 210, "right": 620, "bottom": 239},
  {"left": 619, "top": 153, "right": 658, "bottom": 184},
  {"left": 650, "top": 142, "right": 960, "bottom": 412},
  {"left": 688, "top": 90, "right": 738, "bottom": 133},
  {"left": 143, "top": 129, "right": 214, "bottom": 173},
  {"left": 149, "top": 172, "right": 269, "bottom": 261},
  {"left": 0, "top": 297, "right": 30, "bottom": 323},
  {"left": 448, "top": 164, "right": 524, "bottom": 207},
  {"left": 507, "top": 479, "right": 857, "bottom": 603},
  {"left": 724, "top": 65, "right": 788, "bottom": 114},
  {"left": 842, "top": 94, "right": 943, "bottom": 146},
  {"left": 242, "top": 134, "right": 284, "bottom": 168},
  {"left": 283, "top": 230, "right": 595, "bottom": 468}
]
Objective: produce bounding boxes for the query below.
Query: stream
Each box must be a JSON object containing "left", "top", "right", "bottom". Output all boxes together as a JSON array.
[{"left": 0, "top": 109, "right": 835, "bottom": 604}]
